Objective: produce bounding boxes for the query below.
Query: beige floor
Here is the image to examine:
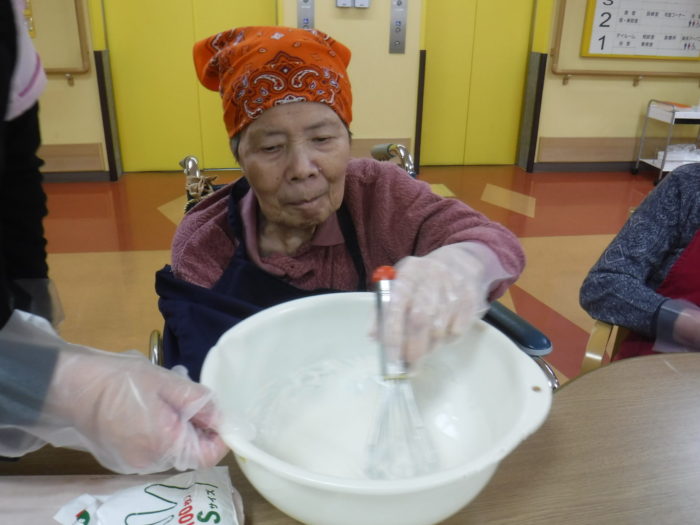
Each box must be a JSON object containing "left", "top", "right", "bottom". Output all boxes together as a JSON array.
[{"left": 49, "top": 250, "right": 169, "bottom": 354}]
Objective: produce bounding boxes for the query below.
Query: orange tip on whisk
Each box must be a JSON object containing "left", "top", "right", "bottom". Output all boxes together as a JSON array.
[{"left": 372, "top": 265, "right": 396, "bottom": 283}]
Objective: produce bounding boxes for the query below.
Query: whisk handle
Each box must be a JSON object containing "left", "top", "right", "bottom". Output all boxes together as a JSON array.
[{"left": 373, "top": 266, "right": 406, "bottom": 378}]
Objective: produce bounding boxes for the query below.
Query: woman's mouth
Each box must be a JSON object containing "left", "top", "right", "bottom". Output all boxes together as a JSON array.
[{"left": 288, "top": 194, "right": 323, "bottom": 207}]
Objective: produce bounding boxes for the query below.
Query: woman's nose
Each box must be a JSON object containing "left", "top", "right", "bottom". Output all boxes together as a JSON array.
[{"left": 286, "top": 146, "right": 317, "bottom": 181}]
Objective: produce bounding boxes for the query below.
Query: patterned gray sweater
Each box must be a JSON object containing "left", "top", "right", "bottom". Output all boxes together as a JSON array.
[{"left": 580, "top": 163, "right": 700, "bottom": 337}]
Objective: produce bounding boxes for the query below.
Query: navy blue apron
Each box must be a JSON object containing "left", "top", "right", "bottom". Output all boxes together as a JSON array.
[{"left": 156, "top": 177, "right": 367, "bottom": 381}]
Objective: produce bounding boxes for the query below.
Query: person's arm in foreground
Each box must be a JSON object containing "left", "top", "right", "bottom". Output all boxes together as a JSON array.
[{"left": 0, "top": 310, "right": 228, "bottom": 474}]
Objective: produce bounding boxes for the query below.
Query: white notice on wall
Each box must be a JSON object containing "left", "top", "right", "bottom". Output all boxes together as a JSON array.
[{"left": 582, "top": 0, "right": 700, "bottom": 59}]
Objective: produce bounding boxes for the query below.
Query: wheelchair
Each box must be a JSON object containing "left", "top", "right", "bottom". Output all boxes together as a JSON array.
[{"left": 151, "top": 145, "right": 558, "bottom": 390}]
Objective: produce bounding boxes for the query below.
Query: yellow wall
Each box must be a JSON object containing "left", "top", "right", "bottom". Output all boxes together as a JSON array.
[
  {"left": 537, "top": 0, "right": 700, "bottom": 156},
  {"left": 103, "top": 0, "right": 276, "bottom": 172},
  {"left": 40, "top": 0, "right": 695, "bottom": 174},
  {"left": 34, "top": 0, "right": 537, "bottom": 172},
  {"left": 86, "top": 0, "right": 106, "bottom": 50},
  {"left": 39, "top": 70, "right": 104, "bottom": 148},
  {"left": 278, "top": 0, "right": 422, "bottom": 150},
  {"left": 532, "top": 0, "right": 555, "bottom": 54},
  {"left": 539, "top": 76, "right": 699, "bottom": 138},
  {"left": 33, "top": 0, "right": 105, "bottom": 167},
  {"left": 102, "top": 0, "right": 533, "bottom": 170},
  {"left": 106, "top": 0, "right": 420, "bottom": 171}
]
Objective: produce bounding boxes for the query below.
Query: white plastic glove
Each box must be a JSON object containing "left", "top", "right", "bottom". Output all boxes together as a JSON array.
[
  {"left": 654, "top": 298, "right": 700, "bottom": 353},
  {"left": 383, "top": 243, "right": 491, "bottom": 365},
  {"left": 1, "top": 312, "right": 229, "bottom": 474}
]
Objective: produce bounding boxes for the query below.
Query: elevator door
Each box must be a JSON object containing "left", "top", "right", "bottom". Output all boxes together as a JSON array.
[
  {"left": 422, "top": 0, "right": 535, "bottom": 165},
  {"left": 103, "top": 0, "right": 276, "bottom": 171}
]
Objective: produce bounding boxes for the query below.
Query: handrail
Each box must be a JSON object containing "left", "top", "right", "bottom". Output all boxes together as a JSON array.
[
  {"left": 43, "top": 0, "right": 91, "bottom": 83},
  {"left": 550, "top": 0, "right": 700, "bottom": 86}
]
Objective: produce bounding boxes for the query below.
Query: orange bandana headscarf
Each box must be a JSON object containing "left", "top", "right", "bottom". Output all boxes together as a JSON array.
[{"left": 193, "top": 26, "right": 353, "bottom": 138}]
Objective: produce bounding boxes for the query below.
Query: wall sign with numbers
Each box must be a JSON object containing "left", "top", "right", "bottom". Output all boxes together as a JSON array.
[{"left": 581, "top": 0, "right": 700, "bottom": 60}]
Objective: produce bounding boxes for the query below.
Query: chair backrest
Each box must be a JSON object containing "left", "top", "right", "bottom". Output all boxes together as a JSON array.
[
  {"left": 580, "top": 207, "right": 635, "bottom": 375},
  {"left": 580, "top": 320, "right": 629, "bottom": 375}
]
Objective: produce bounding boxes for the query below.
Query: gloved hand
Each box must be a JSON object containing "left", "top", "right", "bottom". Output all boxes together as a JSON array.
[
  {"left": 382, "top": 243, "right": 490, "bottom": 365},
  {"left": 1, "top": 312, "right": 228, "bottom": 474},
  {"left": 43, "top": 347, "right": 229, "bottom": 474},
  {"left": 654, "top": 298, "right": 700, "bottom": 353}
]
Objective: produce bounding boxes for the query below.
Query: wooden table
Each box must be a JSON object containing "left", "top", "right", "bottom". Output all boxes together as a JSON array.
[
  {"left": 455, "top": 353, "right": 700, "bottom": 524},
  {"left": 3, "top": 353, "right": 700, "bottom": 524}
]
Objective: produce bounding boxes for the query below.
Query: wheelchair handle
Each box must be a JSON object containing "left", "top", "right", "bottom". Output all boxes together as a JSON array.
[
  {"left": 370, "top": 143, "right": 417, "bottom": 179},
  {"left": 179, "top": 155, "right": 201, "bottom": 180}
]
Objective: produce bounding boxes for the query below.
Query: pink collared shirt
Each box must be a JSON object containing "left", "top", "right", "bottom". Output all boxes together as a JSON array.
[{"left": 171, "top": 158, "right": 525, "bottom": 299}]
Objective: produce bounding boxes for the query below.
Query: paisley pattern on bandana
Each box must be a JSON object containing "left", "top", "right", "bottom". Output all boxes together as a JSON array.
[{"left": 193, "top": 26, "right": 352, "bottom": 138}]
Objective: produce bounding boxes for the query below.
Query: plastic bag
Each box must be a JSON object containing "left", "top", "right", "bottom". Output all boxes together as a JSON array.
[{"left": 53, "top": 467, "right": 244, "bottom": 525}]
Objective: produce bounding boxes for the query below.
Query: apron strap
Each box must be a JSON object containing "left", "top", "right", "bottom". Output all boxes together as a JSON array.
[{"left": 337, "top": 202, "right": 367, "bottom": 291}]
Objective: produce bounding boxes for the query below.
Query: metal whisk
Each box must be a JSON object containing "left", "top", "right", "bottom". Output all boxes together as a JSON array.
[{"left": 365, "top": 266, "right": 439, "bottom": 480}]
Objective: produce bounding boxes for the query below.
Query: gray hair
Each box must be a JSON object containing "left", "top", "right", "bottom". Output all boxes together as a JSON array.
[{"left": 230, "top": 134, "right": 241, "bottom": 162}]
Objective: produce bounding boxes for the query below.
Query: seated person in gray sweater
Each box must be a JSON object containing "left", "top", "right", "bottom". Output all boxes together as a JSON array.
[{"left": 580, "top": 163, "right": 700, "bottom": 360}]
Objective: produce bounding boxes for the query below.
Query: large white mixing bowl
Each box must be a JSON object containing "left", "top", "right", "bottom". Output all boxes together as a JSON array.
[{"left": 201, "top": 292, "right": 551, "bottom": 525}]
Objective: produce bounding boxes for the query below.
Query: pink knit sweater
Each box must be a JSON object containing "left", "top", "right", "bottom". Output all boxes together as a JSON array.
[{"left": 171, "top": 158, "right": 524, "bottom": 298}]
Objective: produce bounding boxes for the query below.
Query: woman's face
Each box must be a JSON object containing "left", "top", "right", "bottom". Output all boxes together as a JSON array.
[{"left": 236, "top": 102, "right": 351, "bottom": 231}]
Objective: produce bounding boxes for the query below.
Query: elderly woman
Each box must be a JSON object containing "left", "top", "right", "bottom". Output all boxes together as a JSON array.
[
  {"left": 156, "top": 26, "right": 525, "bottom": 380},
  {"left": 580, "top": 163, "right": 700, "bottom": 359}
]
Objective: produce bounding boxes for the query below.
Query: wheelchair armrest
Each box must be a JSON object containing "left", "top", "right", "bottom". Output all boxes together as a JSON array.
[
  {"left": 483, "top": 301, "right": 553, "bottom": 357},
  {"left": 149, "top": 329, "right": 164, "bottom": 366}
]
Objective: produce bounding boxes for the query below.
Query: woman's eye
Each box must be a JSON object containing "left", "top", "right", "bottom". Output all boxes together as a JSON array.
[
  {"left": 313, "top": 136, "right": 332, "bottom": 144},
  {"left": 260, "top": 145, "right": 281, "bottom": 153}
]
